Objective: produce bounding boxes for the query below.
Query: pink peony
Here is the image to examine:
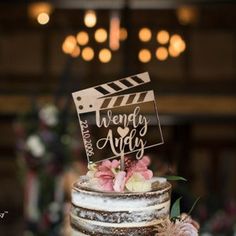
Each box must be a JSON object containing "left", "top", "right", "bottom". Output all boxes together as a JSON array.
[
  {"left": 94, "top": 159, "right": 120, "bottom": 191},
  {"left": 126, "top": 156, "right": 153, "bottom": 180}
]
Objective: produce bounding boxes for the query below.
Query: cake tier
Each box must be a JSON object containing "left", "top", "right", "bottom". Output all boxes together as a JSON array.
[{"left": 70, "top": 177, "right": 171, "bottom": 236}]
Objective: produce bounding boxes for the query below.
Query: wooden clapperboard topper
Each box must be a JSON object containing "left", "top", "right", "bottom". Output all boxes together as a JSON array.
[{"left": 72, "top": 72, "right": 163, "bottom": 169}]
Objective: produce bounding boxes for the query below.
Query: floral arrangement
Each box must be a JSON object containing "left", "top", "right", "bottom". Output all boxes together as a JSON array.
[
  {"left": 84, "top": 155, "right": 200, "bottom": 235},
  {"left": 86, "top": 156, "right": 153, "bottom": 192},
  {"left": 156, "top": 213, "right": 200, "bottom": 236}
]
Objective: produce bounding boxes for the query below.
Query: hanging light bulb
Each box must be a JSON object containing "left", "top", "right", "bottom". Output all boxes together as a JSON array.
[
  {"left": 82, "top": 47, "right": 94, "bottom": 61},
  {"left": 70, "top": 46, "right": 81, "bottom": 58},
  {"left": 168, "top": 45, "right": 180, "bottom": 57},
  {"left": 84, "top": 10, "right": 97, "bottom": 28},
  {"left": 138, "top": 49, "right": 151, "bottom": 63},
  {"left": 119, "top": 28, "right": 128, "bottom": 41},
  {"left": 94, "top": 28, "right": 108, "bottom": 43},
  {"left": 156, "top": 30, "right": 170, "bottom": 44},
  {"left": 156, "top": 47, "right": 168, "bottom": 61},
  {"left": 99, "top": 48, "right": 112, "bottom": 63},
  {"left": 177, "top": 6, "right": 199, "bottom": 25},
  {"left": 170, "top": 34, "right": 186, "bottom": 54},
  {"left": 37, "top": 12, "right": 50, "bottom": 25},
  {"left": 62, "top": 35, "right": 77, "bottom": 54},
  {"left": 76, "top": 31, "right": 89, "bottom": 46},
  {"left": 28, "top": 2, "right": 53, "bottom": 25},
  {"left": 109, "top": 11, "right": 120, "bottom": 51},
  {"left": 139, "top": 28, "right": 152, "bottom": 42}
]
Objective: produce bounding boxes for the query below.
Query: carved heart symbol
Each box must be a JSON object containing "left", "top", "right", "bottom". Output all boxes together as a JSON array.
[{"left": 117, "top": 127, "right": 129, "bottom": 138}]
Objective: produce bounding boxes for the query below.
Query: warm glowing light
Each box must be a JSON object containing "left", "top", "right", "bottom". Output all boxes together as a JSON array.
[
  {"left": 138, "top": 49, "right": 151, "bottom": 63},
  {"left": 28, "top": 2, "right": 53, "bottom": 20},
  {"left": 170, "top": 34, "right": 186, "bottom": 53},
  {"left": 177, "top": 6, "right": 199, "bottom": 25},
  {"left": 170, "top": 34, "right": 182, "bottom": 45},
  {"left": 71, "top": 46, "right": 81, "bottom": 58},
  {"left": 119, "top": 28, "right": 128, "bottom": 41},
  {"left": 76, "top": 31, "right": 89, "bottom": 45},
  {"left": 156, "top": 47, "right": 168, "bottom": 61},
  {"left": 109, "top": 11, "right": 120, "bottom": 51},
  {"left": 168, "top": 45, "right": 180, "bottom": 57},
  {"left": 37, "top": 12, "right": 50, "bottom": 25},
  {"left": 84, "top": 10, "right": 97, "bottom": 28},
  {"left": 178, "top": 40, "right": 186, "bottom": 52},
  {"left": 156, "top": 30, "right": 169, "bottom": 44},
  {"left": 62, "top": 35, "right": 77, "bottom": 54},
  {"left": 95, "top": 28, "right": 107, "bottom": 43},
  {"left": 139, "top": 28, "right": 152, "bottom": 42},
  {"left": 99, "top": 48, "right": 112, "bottom": 63},
  {"left": 82, "top": 47, "right": 94, "bottom": 61}
]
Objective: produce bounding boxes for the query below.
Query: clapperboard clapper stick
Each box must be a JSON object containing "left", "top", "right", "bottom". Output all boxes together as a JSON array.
[{"left": 72, "top": 72, "right": 164, "bottom": 171}]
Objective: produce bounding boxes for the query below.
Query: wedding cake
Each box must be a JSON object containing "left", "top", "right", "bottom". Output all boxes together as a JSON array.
[
  {"left": 69, "top": 155, "right": 172, "bottom": 236},
  {"left": 70, "top": 73, "right": 199, "bottom": 235}
]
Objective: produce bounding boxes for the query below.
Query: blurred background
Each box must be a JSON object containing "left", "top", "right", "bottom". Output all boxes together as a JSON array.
[{"left": 0, "top": 0, "right": 236, "bottom": 235}]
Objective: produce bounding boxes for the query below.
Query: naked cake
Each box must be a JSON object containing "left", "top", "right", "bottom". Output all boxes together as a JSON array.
[{"left": 70, "top": 176, "right": 171, "bottom": 236}]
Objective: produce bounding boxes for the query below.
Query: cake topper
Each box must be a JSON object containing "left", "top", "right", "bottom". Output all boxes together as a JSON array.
[{"left": 72, "top": 72, "right": 163, "bottom": 170}]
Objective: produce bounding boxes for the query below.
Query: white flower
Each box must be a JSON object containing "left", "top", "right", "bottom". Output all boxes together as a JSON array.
[
  {"left": 125, "top": 173, "right": 152, "bottom": 192},
  {"left": 39, "top": 104, "right": 58, "bottom": 127},
  {"left": 26, "top": 135, "right": 45, "bottom": 158}
]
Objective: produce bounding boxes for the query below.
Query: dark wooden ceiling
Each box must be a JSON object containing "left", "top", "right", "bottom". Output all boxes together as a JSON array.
[{"left": 0, "top": 1, "right": 235, "bottom": 116}]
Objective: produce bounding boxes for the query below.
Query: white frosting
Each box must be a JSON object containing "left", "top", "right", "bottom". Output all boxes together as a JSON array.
[
  {"left": 72, "top": 178, "right": 170, "bottom": 212},
  {"left": 72, "top": 190, "right": 169, "bottom": 211},
  {"left": 71, "top": 212, "right": 166, "bottom": 228}
]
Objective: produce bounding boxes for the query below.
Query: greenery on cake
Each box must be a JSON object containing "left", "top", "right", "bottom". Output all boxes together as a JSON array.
[{"left": 155, "top": 190, "right": 200, "bottom": 235}]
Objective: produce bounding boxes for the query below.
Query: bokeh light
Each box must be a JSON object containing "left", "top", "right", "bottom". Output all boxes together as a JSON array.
[
  {"left": 76, "top": 31, "right": 89, "bottom": 46},
  {"left": 119, "top": 28, "right": 128, "bottom": 41},
  {"left": 82, "top": 47, "right": 94, "bottom": 61},
  {"left": 177, "top": 6, "right": 199, "bottom": 25},
  {"left": 62, "top": 35, "right": 77, "bottom": 54},
  {"left": 138, "top": 49, "right": 151, "bottom": 63},
  {"left": 139, "top": 28, "right": 152, "bottom": 42},
  {"left": 70, "top": 46, "right": 81, "bottom": 58},
  {"left": 156, "top": 47, "right": 168, "bottom": 61},
  {"left": 156, "top": 30, "right": 169, "bottom": 44},
  {"left": 170, "top": 34, "right": 186, "bottom": 53},
  {"left": 84, "top": 10, "right": 97, "bottom": 28},
  {"left": 168, "top": 45, "right": 180, "bottom": 57},
  {"left": 28, "top": 2, "right": 53, "bottom": 20},
  {"left": 37, "top": 12, "right": 50, "bottom": 25},
  {"left": 94, "top": 28, "right": 107, "bottom": 43},
  {"left": 98, "top": 48, "right": 112, "bottom": 63}
]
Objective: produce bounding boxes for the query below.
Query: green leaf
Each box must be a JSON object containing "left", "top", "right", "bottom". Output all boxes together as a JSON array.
[
  {"left": 187, "top": 197, "right": 201, "bottom": 216},
  {"left": 170, "top": 197, "right": 182, "bottom": 219},
  {"left": 164, "top": 175, "right": 187, "bottom": 181}
]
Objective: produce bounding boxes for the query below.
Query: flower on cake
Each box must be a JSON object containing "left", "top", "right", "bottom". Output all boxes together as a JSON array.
[{"left": 86, "top": 156, "right": 153, "bottom": 192}]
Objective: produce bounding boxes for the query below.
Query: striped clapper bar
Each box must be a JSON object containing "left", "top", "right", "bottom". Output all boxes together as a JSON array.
[{"left": 72, "top": 72, "right": 164, "bottom": 163}]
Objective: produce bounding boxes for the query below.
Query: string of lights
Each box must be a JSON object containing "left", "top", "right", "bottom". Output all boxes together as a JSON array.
[{"left": 27, "top": 2, "right": 186, "bottom": 63}]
